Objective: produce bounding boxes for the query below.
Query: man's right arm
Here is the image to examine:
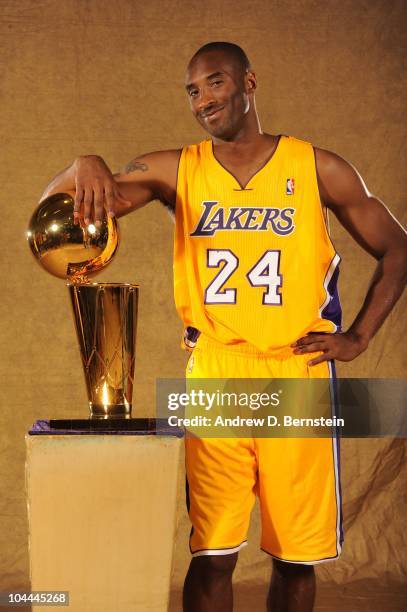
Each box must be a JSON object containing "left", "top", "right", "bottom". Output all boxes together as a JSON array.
[{"left": 40, "top": 149, "right": 181, "bottom": 225}]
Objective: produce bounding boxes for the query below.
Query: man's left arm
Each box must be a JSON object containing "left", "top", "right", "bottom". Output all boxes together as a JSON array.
[{"left": 292, "top": 147, "right": 407, "bottom": 365}]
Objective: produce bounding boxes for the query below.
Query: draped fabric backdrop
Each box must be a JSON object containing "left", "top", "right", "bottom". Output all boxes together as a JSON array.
[{"left": 0, "top": 1, "right": 405, "bottom": 609}]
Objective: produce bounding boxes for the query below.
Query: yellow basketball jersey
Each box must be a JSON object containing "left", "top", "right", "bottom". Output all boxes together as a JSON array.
[{"left": 174, "top": 135, "right": 341, "bottom": 353}]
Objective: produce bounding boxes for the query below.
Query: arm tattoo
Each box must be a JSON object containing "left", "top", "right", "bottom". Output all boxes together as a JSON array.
[{"left": 124, "top": 159, "right": 148, "bottom": 174}]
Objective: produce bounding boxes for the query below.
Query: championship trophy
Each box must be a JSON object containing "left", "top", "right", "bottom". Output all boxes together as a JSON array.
[{"left": 27, "top": 192, "right": 138, "bottom": 419}]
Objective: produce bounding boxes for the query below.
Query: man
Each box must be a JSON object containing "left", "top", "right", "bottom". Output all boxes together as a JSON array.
[{"left": 41, "top": 42, "right": 406, "bottom": 612}]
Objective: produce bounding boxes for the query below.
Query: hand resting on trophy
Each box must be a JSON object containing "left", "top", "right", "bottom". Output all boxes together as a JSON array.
[
  {"left": 71, "top": 155, "right": 132, "bottom": 227},
  {"left": 27, "top": 168, "right": 138, "bottom": 419},
  {"left": 38, "top": 150, "right": 179, "bottom": 228}
]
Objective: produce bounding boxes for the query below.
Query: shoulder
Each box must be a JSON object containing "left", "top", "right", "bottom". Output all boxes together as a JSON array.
[
  {"left": 277, "top": 134, "right": 350, "bottom": 174},
  {"left": 314, "top": 146, "right": 354, "bottom": 177},
  {"left": 313, "top": 146, "right": 369, "bottom": 210}
]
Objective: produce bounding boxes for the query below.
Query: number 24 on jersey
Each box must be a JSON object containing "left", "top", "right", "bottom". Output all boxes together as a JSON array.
[{"left": 204, "top": 249, "right": 283, "bottom": 306}]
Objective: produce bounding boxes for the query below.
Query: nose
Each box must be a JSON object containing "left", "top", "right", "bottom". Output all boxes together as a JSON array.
[{"left": 195, "top": 88, "right": 217, "bottom": 114}]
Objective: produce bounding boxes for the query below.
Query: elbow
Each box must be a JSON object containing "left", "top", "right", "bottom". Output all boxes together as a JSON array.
[{"left": 382, "top": 243, "right": 407, "bottom": 285}]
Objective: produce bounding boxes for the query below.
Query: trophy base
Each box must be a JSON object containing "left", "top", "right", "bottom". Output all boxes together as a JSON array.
[
  {"left": 30, "top": 418, "right": 184, "bottom": 436},
  {"left": 89, "top": 403, "right": 131, "bottom": 419}
]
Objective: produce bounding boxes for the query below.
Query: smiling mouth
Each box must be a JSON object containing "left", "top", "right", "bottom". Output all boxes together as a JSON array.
[{"left": 202, "top": 107, "right": 224, "bottom": 121}]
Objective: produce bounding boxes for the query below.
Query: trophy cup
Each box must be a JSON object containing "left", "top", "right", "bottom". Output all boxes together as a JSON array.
[{"left": 27, "top": 192, "right": 138, "bottom": 419}]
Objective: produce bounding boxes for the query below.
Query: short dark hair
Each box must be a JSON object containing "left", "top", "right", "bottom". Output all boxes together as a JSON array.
[{"left": 189, "top": 42, "right": 251, "bottom": 73}]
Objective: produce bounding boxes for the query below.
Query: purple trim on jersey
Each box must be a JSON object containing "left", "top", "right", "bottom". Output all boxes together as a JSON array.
[
  {"left": 185, "top": 326, "right": 201, "bottom": 344},
  {"left": 321, "top": 258, "right": 342, "bottom": 330},
  {"left": 328, "top": 360, "right": 344, "bottom": 547},
  {"left": 184, "top": 326, "right": 201, "bottom": 349}
]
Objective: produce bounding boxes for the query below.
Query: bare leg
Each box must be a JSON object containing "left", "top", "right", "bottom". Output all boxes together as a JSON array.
[
  {"left": 267, "top": 559, "right": 316, "bottom": 612},
  {"left": 183, "top": 553, "right": 238, "bottom": 612}
]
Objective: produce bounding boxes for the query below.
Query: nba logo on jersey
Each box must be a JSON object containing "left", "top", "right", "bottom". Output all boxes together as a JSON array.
[{"left": 286, "top": 178, "right": 295, "bottom": 195}]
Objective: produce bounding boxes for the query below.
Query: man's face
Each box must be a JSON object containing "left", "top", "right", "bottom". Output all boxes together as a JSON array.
[{"left": 185, "top": 50, "right": 253, "bottom": 140}]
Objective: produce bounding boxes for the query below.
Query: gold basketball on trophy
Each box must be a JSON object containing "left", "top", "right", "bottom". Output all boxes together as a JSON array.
[{"left": 27, "top": 192, "right": 119, "bottom": 280}]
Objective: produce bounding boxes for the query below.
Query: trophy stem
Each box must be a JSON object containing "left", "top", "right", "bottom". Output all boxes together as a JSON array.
[{"left": 68, "top": 283, "right": 139, "bottom": 419}]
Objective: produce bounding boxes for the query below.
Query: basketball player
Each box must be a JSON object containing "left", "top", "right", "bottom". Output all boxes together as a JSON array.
[{"left": 40, "top": 43, "right": 406, "bottom": 612}]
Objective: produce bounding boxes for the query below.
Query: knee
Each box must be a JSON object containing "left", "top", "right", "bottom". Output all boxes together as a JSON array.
[
  {"left": 192, "top": 553, "right": 238, "bottom": 576},
  {"left": 272, "top": 559, "right": 314, "bottom": 578}
]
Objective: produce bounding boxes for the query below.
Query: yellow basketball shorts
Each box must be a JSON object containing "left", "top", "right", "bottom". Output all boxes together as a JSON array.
[{"left": 184, "top": 334, "right": 343, "bottom": 564}]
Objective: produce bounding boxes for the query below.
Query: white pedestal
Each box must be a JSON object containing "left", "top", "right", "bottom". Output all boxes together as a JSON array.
[{"left": 26, "top": 432, "right": 182, "bottom": 611}]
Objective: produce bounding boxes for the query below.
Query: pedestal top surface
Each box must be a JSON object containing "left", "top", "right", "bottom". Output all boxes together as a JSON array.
[{"left": 29, "top": 418, "right": 184, "bottom": 437}]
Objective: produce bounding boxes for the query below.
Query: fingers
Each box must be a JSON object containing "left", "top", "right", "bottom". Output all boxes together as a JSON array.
[
  {"left": 104, "top": 186, "right": 116, "bottom": 219},
  {"left": 293, "top": 342, "right": 326, "bottom": 355},
  {"left": 93, "top": 184, "right": 104, "bottom": 227},
  {"left": 291, "top": 333, "right": 332, "bottom": 366},
  {"left": 82, "top": 188, "right": 93, "bottom": 225},
  {"left": 308, "top": 353, "right": 330, "bottom": 366},
  {"left": 72, "top": 156, "right": 129, "bottom": 225},
  {"left": 291, "top": 334, "right": 328, "bottom": 347},
  {"left": 73, "top": 185, "right": 84, "bottom": 225},
  {"left": 72, "top": 182, "right": 130, "bottom": 225},
  {"left": 291, "top": 332, "right": 359, "bottom": 364}
]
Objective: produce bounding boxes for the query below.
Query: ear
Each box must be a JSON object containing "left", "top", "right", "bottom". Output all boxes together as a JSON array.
[{"left": 245, "top": 70, "right": 257, "bottom": 94}]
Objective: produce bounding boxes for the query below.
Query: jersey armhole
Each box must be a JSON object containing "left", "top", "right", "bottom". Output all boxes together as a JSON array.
[
  {"left": 174, "top": 146, "right": 187, "bottom": 216},
  {"left": 312, "top": 145, "right": 339, "bottom": 257}
]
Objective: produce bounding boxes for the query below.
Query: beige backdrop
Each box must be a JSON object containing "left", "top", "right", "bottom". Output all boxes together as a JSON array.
[{"left": 0, "top": 0, "right": 406, "bottom": 609}]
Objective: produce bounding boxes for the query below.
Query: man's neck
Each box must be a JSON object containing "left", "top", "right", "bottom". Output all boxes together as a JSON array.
[{"left": 212, "top": 131, "right": 276, "bottom": 161}]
